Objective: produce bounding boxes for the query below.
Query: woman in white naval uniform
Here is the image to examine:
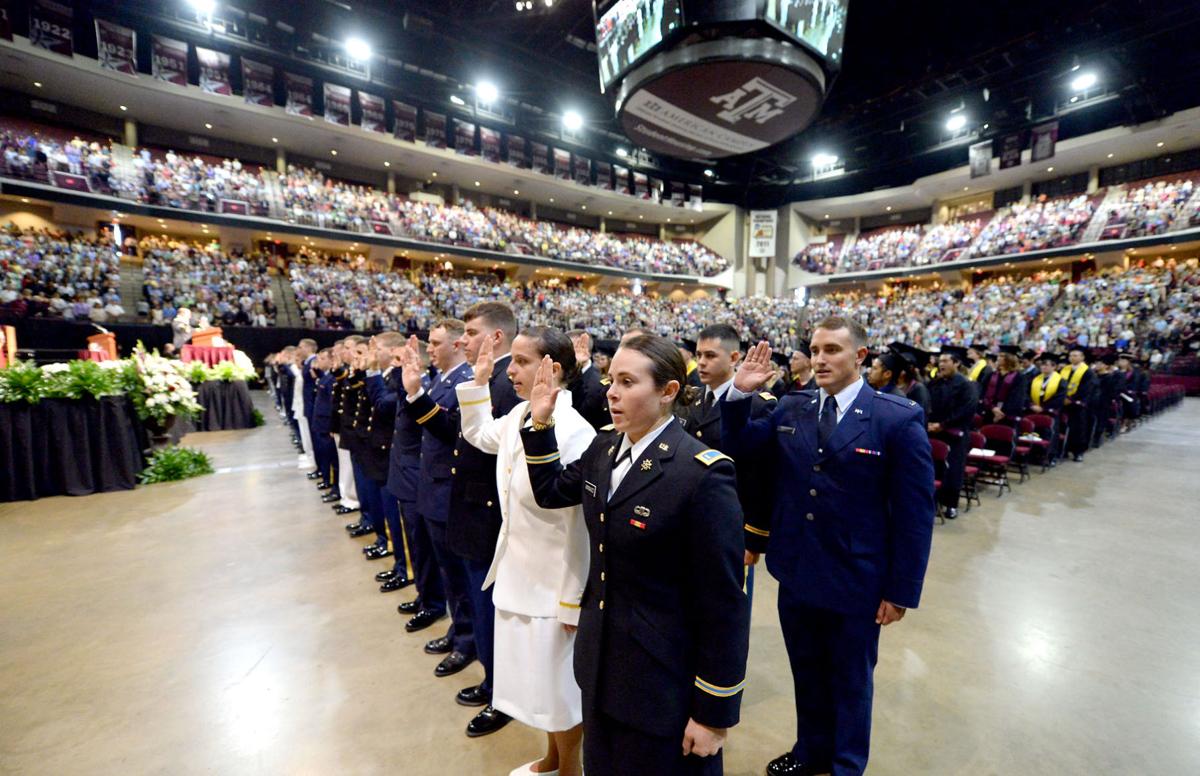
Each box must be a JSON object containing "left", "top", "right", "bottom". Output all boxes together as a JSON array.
[{"left": 456, "top": 326, "right": 595, "bottom": 776}]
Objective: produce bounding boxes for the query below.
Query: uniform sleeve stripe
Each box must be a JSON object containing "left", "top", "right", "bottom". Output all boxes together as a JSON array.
[
  {"left": 526, "top": 452, "right": 561, "bottom": 464},
  {"left": 460, "top": 397, "right": 491, "bottom": 407},
  {"left": 415, "top": 405, "right": 441, "bottom": 424},
  {"left": 745, "top": 525, "right": 771, "bottom": 537},
  {"left": 558, "top": 601, "right": 581, "bottom": 609},
  {"left": 695, "top": 676, "right": 746, "bottom": 697}
]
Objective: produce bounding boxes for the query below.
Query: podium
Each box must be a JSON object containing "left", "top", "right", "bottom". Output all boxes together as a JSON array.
[
  {"left": 0, "top": 325, "right": 15, "bottom": 367},
  {"left": 191, "top": 327, "right": 224, "bottom": 348},
  {"left": 87, "top": 332, "right": 118, "bottom": 361}
]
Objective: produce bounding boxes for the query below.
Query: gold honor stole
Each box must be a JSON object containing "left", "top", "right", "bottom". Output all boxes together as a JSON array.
[
  {"left": 1059, "top": 363, "right": 1089, "bottom": 396},
  {"left": 968, "top": 360, "right": 988, "bottom": 381},
  {"left": 1031, "top": 371, "right": 1062, "bottom": 405}
]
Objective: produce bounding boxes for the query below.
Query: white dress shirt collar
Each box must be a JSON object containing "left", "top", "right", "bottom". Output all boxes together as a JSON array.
[{"left": 818, "top": 377, "right": 866, "bottom": 424}]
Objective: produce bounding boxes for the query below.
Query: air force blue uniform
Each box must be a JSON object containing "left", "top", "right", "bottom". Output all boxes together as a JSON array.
[
  {"left": 384, "top": 370, "right": 440, "bottom": 599},
  {"left": 722, "top": 380, "right": 935, "bottom": 775}
]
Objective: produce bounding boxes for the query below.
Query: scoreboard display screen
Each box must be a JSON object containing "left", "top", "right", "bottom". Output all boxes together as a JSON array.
[
  {"left": 762, "top": 0, "right": 849, "bottom": 63},
  {"left": 596, "top": 0, "right": 683, "bottom": 91}
]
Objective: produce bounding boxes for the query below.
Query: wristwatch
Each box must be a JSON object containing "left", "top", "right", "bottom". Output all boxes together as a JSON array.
[{"left": 531, "top": 416, "right": 556, "bottom": 432}]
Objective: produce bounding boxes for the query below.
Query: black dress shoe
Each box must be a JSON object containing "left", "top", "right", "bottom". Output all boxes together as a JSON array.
[
  {"left": 316, "top": 482, "right": 332, "bottom": 491},
  {"left": 375, "top": 568, "right": 400, "bottom": 582},
  {"left": 364, "top": 546, "right": 393, "bottom": 561},
  {"left": 766, "top": 752, "right": 830, "bottom": 776},
  {"left": 405, "top": 608, "right": 446, "bottom": 633},
  {"left": 397, "top": 600, "right": 422, "bottom": 615},
  {"left": 435, "top": 651, "right": 474, "bottom": 677},
  {"left": 321, "top": 493, "right": 341, "bottom": 503},
  {"left": 424, "top": 636, "right": 452, "bottom": 655},
  {"left": 335, "top": 505, "right": 360, "bottom": 515},
  {"left": 379, "top": 575, "right": 412, "bottom": 592},
  {"left": 306, "top": 471, "right": 321, "bottom": 480},
  {"left": 456, "top": 684, "right": 489, "bottom": 707},
  {"left": 345, "top": 522, "right": 366, "bottom": 532},
  {"left": 347, "top": 524, "right": 373, "bottom": 538},
  {"left": 944, "top": 507, "right": 958, "bottom": 520},
  {"left": 465, "top": 706, "right": 512, "bottom": 738}
]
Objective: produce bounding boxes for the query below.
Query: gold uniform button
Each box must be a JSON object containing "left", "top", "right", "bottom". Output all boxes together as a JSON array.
[
  {"left": 453, "top": 450, "right": 459, "bottom": 456},
  {"left": 486, "top": 501, "right": 493, "bottom": 507},
  {"left": 599, "top": 600, "right": 605, "bottom": 610},
  {"left": 599, "top": 512, "right": 605, "bottom": 523},
  {"left": 600, "top": 572, "right": 606, "bottom": 582},
  {"left": 599, "top": 543, "right": 604, "bottom": 553},
  {"left": 810, "top": 489, "right": 817, "bottom": 497},
  {"left": 806, "top": 513, "right": 815, "bottom": 521},
  {"left": 696, "top": 430, "right": 703, "bottom": 438},
  {"left": 451, "top": 467, "right": 457, "bottom": 475},
  {"left": 813, "top": 465, "right": 821, "bottom": 472}
]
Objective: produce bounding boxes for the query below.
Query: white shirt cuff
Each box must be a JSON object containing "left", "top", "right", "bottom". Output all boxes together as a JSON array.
[
  {"left": 406, "top": 387, "right": 425, "bottom": 403},
  {"left": 725, "top": 385, "right": 753, "bottom": 401}
]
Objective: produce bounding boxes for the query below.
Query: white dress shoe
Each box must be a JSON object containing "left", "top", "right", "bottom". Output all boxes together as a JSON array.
[{"left": 508, "top": 761, "right": 558, "bottom": 776}]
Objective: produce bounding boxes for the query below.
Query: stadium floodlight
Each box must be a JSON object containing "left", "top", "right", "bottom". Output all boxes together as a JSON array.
[
  {"left": 811, "top": 152, "right": 839, "bottom": 168},
  {"left": 1070, "top": 72, "right": 1098, "bottom": 92},
  {"left": 703, "top": 168, "right": 714, "bottom": 177},
  {"left": 189, "top": 0, "right": 216, "bottom": 15},
  {"left": 450, "top": 95, "right": 466, "bottom": 106},
  {"left": 945, "top": 113, "right": 968, "bottom": 132},
  {"left": 562, "top": 110, "right": 584, "bottom": 131},
  {"left": 615, "top": 147, "right": 628, "bottom": 157},
  {"left": 476, "top": 81, "right": 499, "bottom": 105},
  {"left": 344, "top": 37, "right": 372, "bottom": 61}
]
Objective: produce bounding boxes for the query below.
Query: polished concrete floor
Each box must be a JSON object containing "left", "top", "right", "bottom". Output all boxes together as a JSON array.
[{"left": 2, "top": 395, "right": 1200, "bottom": 775}]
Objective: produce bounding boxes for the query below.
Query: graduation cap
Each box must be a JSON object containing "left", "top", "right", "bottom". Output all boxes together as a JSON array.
[
  {"left": 1067, "top": 345, "right": 1091, "bottom": 360},
  {"left": 967, "top": 343, "right": 988, "bottom": 353},
  {"left": 794, "top": 340, "right": 811, "bottom": 359},
  {"left": 771, "top": 351, "right": 791, "bottom": 368},
  {"left": 1036, "top": 352, "right": 1059, "bottom": 364},
  {"left": 1021, "top": 349, "right": 1037, "bottom": 361},
  {"left": 1100, "top": 353, "right": 1118, "bottom": 366},
  {"left": 1117, "top": 351, "right": 1135, "bottom": 361},
  {"left": 940, "top": 345, "right": 969, "bottom": 363},
  {"left": 878, "top": 351, "right": 907, "bottom": 376},
  {"left": 678, "top": 338, "right": 697, "bottom": 354},
  {"left": 999, "top": 345, "right": 1021, "bottom": 355},
  {"left": 888, "top": 341, "right": 929, "bottom": 367}
]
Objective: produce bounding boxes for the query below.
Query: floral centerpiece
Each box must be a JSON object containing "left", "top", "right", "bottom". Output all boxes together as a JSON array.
[{"left": 127, "top": 343, "right": 203, "bottom": 431}]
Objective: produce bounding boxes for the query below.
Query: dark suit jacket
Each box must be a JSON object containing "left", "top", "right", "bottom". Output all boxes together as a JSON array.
[
  {"left": 522, "top": 420, "right": 749, "bottom": 738},
  {"left": 447, "top": 355, "right": 521, "bottom": 563},
  {"left": 405, "top": 361, "right": 473, "bottom": 522},
  {"left": 385, "top": 371, "right": 427, "bottom": 503},
  {"left": 569, "top": 363, "right": 610, "bottom": 430}
]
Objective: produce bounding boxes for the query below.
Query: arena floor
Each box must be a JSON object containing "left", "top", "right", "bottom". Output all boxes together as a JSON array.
[{"left": 2, "top": 394, "right": 1198, "bottom": 775}]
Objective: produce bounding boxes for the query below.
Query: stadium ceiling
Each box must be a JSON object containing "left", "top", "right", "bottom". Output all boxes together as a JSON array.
[{"left": 77, "top": 0, "right": 1200, "bottom": 209}]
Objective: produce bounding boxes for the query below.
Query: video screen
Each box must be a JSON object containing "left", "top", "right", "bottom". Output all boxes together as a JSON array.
[
  {"left": 596, "top": 0, "right": 683, "bottom": 90},
  {"left": 764, "top": 0, "right": 849, "bottom": 63}
]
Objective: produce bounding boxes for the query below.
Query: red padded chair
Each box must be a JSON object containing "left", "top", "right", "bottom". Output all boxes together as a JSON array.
[
  {"left": 985, "top": 422, "right": 1031, "bottom": 483},
  {"left": 929, "top": 438, "right": 949, "bottom": 525},
  {"left": 968, "top": 429, "right": 1011, "bottom": 497},
  {"left": 1018, "top": 417, "right": 1052, "bottom": 472},
  {"left": 1026, "top": 413, "right": 1060, "bottom": 469}
]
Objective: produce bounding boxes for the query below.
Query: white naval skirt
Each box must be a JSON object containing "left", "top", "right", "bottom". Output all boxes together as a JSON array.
[{"left": 492, "top": 609, "right": 584, "bottom": 732}]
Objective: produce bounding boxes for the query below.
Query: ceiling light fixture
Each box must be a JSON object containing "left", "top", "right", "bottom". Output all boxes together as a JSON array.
[
  {"left": 272, "top": 137, "right": 279, "bottom": 143},
  {"left": 1070, "top": 72, "right": 1098, "bottom": 92},
  {"left": 615, "top": 148, "right": 628, "bottom": 158},
  {"left": 119, "top": 105, "right": 127, "bottom": 111},
  {"left": 811, "top": 152, "right": 838, "bottom": 167},
  {"left": 562, "top": 110, "right": 584, "bottom": 131},
  {"left": 204, "top": 122, "right": 213, "bottom": 129},
  {"left": 703, "top": 168, "right": 714, "bottom": 178},
  {"left": 330, "top": 149, "right": 338, "bottom": 156},
  {"left": 384, "top": 161, "right": 391, "bottom": 167},
  {"left": 344, "top": 37, "right": 372, "bottom": 61},
  {"left": 945, "top": 113, "right": 968, "bottom": 132},
  {"left": 450, "top": 95, "right": 466, "bottom": 106},
  {"left": 33, "top": 81, "right": 43, "bottom": 88},
  {"left": 475, "top": 81, "right": 499, "bottom": 104}
]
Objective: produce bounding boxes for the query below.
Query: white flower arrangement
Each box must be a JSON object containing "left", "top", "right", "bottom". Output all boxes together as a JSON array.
[{"left": 131, "top": 344, "right": 203, "bottom": 423}]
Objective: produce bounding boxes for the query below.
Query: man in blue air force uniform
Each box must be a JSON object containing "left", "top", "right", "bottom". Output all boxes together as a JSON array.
[{"left": 722, "top": 316, "right": 935, "bottom": 776}]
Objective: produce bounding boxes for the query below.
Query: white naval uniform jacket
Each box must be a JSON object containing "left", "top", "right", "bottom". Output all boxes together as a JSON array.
[{"left": 456, "top": 383, "right": 595, "bottom": 625}]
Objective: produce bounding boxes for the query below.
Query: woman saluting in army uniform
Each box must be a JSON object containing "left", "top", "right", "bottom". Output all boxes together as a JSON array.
[{"left": 519, "top": 334, "right": 750, "bottom": 776}]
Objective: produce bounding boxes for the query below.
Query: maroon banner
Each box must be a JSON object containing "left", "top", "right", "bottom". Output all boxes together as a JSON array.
[
  {"left": 196, "top": 46, "right": 232, "bottom": 96},
  {"left": 613, "top": 164, "right": 630, "bottom": 195},
  {"left": 1000, "top": 133, "right": 1022, "bottom": 169},
  {"left": 220, "top": 199, "right": 250, "bottom": 215},
  {"left": 670, "top": 181, "right": 686, "bottom": 207},
  {"left": 393, "top": 101, "right": 417, "bottom": 142},
  {"left": 573, "top": 155, "right": 591, "bottom": 186},
  {"left": 688, "top": 183, "right": 703, "bottom": 212},
  {"left": 29, "top": 0, "right": 72, "bottom": 56},
  {"left": 480, "top": 127, "right": 501, "bottom": 163},
  {"left": 370, "top": 221, "right": 392, "bottom": 235},
  {"left": 95, "top": 19, "right": 135, "bottom": 75},
  {"left": 595, "top": 161, "right": 613, "bottom": 190},
  {"left": 152, "top": 35, "right": 188, "bottom": 87},
  {"left": 285, "top": 72, "right": 314, "bottom": 117},
  {"left": 424, "top": 111, "right": 446, "bottom": 149},
  {"left": 506, "top": 135, "right": 528, "bottom": 168},
  {"left": 454, "top": 119, "right": 477, "bottom": 155},
  {"left": 241, "top": 58, "right": 275, "bottom": 106},
  {"left": 648, "top": 177, "right": 663, "bottom": 203},
  {"left": 633, "top": 171, "right": 649, "bottom": 199},
  {"left": 531, "top": 142, "right": 550, "bottom": 174},
  {"left": 1031, "top": 122, "right": 1058, "bottom": 163},
  {"left": 324, "top": 83, "right": 351, "bottom": 126},
  {"left": 553, "top": 148, "right": 571, "bottom": 180},
  {"left": 0, "top": 0, "right": 11, "bottom": 41},
  {"left": 52, "top": 171, "right": 90, "bottom": 192},
  {"left": 359, "top": 91, "right": 385, "bottom": 133}
]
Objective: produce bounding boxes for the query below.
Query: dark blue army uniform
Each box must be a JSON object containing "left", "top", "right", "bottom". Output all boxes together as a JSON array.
[
  {"left": 447, "top": 354, "right": 520, "bottom": 702},
  {"left": 342, "top": 371, "right": 387, "bottom": 547},
  {"left": 403, "top": 361, "right": 476, "bottom": 658},
  {"left": 358, "top": 370, "right": 398, "bottom": 552},
  {"left": 723, "top": 380, "right": 935, "bottom": 776},
  {"left": 522, "top": 418, "right": 750, "bottom": 776},
  {"left": 382, "top": 370, "right": 439, "bottom": 598},
  {"left": 569, "top": 362, "right": 611, "bottom": 430},
  {"left": 311, "top": 370, "right": 338, "bottom": 488}
]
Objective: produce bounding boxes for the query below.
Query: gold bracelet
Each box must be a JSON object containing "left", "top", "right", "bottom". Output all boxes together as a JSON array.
[{"left": 531, "top": 416, "right": 556, "bottom": 432}]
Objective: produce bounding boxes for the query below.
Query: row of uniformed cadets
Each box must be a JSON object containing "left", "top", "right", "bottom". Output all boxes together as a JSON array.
[{"left": 266, "top": 309, "right": 939, "bottom": 776}]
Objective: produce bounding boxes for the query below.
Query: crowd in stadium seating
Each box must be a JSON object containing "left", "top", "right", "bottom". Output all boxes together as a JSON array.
[
  {"left": 1097, "top": 178, "right": 1198, "bottom": 238},
  {"left": 838, "top": 225, "right": 924, "bottom": 272},
  {"left": 792, "top": 239, "right": 842, "bottom": 274},
  {"left": 138, "top": 236, "right": 276, "bottom": 326},
  {"left": 137, "top": 151, "right": 272, "bottom": 215},
  {"left": 0, "top": 227, "right": 124, "bottom": 321},
  {"left": 912, "top": 217, "right": 989, "bottom": 265},
  {"left": 969, "top": 194, "right": 1097, "bottom": 258},
  {"left": 0, "top": 129, "right": 121, "bottom": 195}
]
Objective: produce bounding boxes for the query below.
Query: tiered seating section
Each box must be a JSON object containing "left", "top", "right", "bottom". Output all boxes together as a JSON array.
[
  {"left": 1094, "top": 176, "right": 1199, "bottom": 239},
  {"left": 138, "top": 236, "right": 277, "bottom": 326},
  {"left": 0, "top": 227, "right": 124, "bottom": 322}
]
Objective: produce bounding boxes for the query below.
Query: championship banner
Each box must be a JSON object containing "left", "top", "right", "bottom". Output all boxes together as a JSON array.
[
  {"left": 553, "top": 148, "right": 571, "bottom": 180},
  {"left": 454, "top": 119, "right": 477, "bottom": 155},
  {"left": 595, "top": 161, "right": 613, "bottom": 190},
  {"left": 648, "top": 177, "right": 663, "bottom": 203},
  {"left": 393, "top": 101, "right": 417, "bottom": 142},
  {"left": 29, "top": 0, "right": 73, "bottom": 56},
  {"left": 633, "top": 171, "right": 648, "bottom": 198},
  {"left": 324, "top": 83, "right": 351, "bottom": 126},
  {"left": 95, "top": 19, "right": 136, "bottom": 75},
  {"left": 196, "top": 46, "right": 232, "bottom": 95},
  {"left": 969, "top": 139, "right": 993, "bottom": 179},
  {"left": 480, "top": 127, "right": 501, "bottom": 163},
  {"left": 241, "top": 59, "right": 275, "bottom": 106},
  {"left": 152, "top": 35, "right": 188, "bottom": 87},
  {"left": 531, "top": 142, "right": 550, "bottom": 174},
  {"left": 613, "top": 164, "right": 630, "bottom": 194},
  {"left": 284, "top": 72, "right": 314, "bottom": 117},
  {"left": 424, "top": 111, "right": 447, "bottom": 149},
  {"left": 1031, "top": 122, "right": 1059, "bottom": 163},
  {"left": 749, "top": 210, "right": 778, "bottom": 258},
  {"left": 359, "top": 91, "right": 385, "bottom": 133},
  {"left": 506, "top": 135, "right": 528, "bottom": 168},
  {"left": 1000, "top": 133, "right": 1022, "bottom": 169},
  {"left": 669, "top": 181, "right": 686, "bottom": 207},
  {"left": 688, "top": 183, "right": 703, "bottom": 211},
  {"left": 1, "top": 1, "right": 12, "bottom": 41},
  {"left": 573, "top": 155, "right": 591, "bottom": 186}
]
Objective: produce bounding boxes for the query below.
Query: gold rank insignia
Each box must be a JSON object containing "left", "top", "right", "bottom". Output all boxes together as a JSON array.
[
  {"left": 695, "top": 449, "right": 732, "bottom": 466},
  {"left": 658, "top": 442, "right": 670, "bottom": 451},
  {"left": 608, "top": 446, "right": 616, "bottom": 456},
  {"left": 759, "top": 392, "right": 778, "bottom": 401},
  {"left": 640, "top": 458, "right": 653, "bottom": 471}
]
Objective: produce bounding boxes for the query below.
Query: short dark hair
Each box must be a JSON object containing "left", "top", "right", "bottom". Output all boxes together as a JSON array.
[
  {"left": 520, "top": 326, "right": 579, "bottom": 384},
  {"left": 463, "top": 301, "right": 517, "bottom": 342},
  {"left": 432, "top": 318, "right": 466, "bottom": 338},
  {"left": 618, "top": 334, "right": 691, "bottom": 408},
  {"left": 697, "top": 324, "right": 741, "bottom": 354},
  {"left": 814, "top": 316, "right": 867, "bottom": 349}
]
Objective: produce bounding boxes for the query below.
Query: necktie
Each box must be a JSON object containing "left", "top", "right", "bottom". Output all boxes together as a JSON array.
[
  {"left": 818, "top": 394, "right": 838, "bottom": 449},
  {"left": 701, "top": 389, "right": 714, "bottom": 415}
]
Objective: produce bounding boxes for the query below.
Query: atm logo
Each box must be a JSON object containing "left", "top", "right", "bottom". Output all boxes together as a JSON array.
[{"left": 710, "top": 78, "right": 797, "bottom": 126}]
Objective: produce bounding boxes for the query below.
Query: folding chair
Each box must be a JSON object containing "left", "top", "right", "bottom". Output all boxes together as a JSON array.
[
  {"left": 968, "top": 429, "right": 1011, "bottom": 497},
  {"left": 983, "top": 423, "right": 1028, "bottom": 484},
  {"left": 928, "top": 438, "right": 949, "bottom": 525},
  {"left": 1018, "top": 417, "right": 1053, "bottom": 473}
]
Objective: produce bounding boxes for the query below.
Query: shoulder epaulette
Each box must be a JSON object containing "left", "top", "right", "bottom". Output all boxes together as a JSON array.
[
  {"left": 599, "top": 423, "right": 615, "bottom": 432},
  {"left": 599, "top": 376, "right": 612, "bottom": 385},
  {"left": 695, "top": 449, "right": 732, "bottom": 466},
  {"left": 875, "top": 390, "right": 919, "bottom": 409},
  {"left": 759, "top": 392, "right": 778, "bottom": 401}
]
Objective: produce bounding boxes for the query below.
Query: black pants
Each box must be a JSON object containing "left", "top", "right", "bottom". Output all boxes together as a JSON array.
[
  {"left": 936, "top": 430, "right": 967, "bottom": 509},
  {"left": 401, "top": 503, "right": 445, "bottom": 612},
  {"left": 583, "top": 708, "right": 723, "bottom": 776},
  {"left": 424, "top": 516, "right": 476, "bottom": 658},
  {"left": 1065, "top": 404, "right": 1092, "bottom": 456}
]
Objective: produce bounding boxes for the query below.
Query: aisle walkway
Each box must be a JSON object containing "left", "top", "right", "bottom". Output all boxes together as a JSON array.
[{"left": 2, "top": 395, "right": 1199, "bottom": 775}]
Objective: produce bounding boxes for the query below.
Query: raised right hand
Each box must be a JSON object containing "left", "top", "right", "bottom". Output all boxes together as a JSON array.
[
  {"left": 733, "top": 340, "right": 774, "bottom": 393},
  {"left": 472, "top": 334, "right": 494, "bottom": 387},
  {"left": 529, "top": 354, "right": 559, "bottom": 425},
  {"left": 400, "top": 342, "right": 424, "bottom": 398}
]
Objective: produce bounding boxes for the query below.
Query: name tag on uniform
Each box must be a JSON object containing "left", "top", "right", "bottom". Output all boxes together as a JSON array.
[
  {"left": 854, "top": 448, "right": 883, "bottom": 457},
  {"left": 777, "top": 426, "right": 796, "bottom": 435},
  {"left": 584, "top": 480, "right": 597, "bottom": 497}
]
